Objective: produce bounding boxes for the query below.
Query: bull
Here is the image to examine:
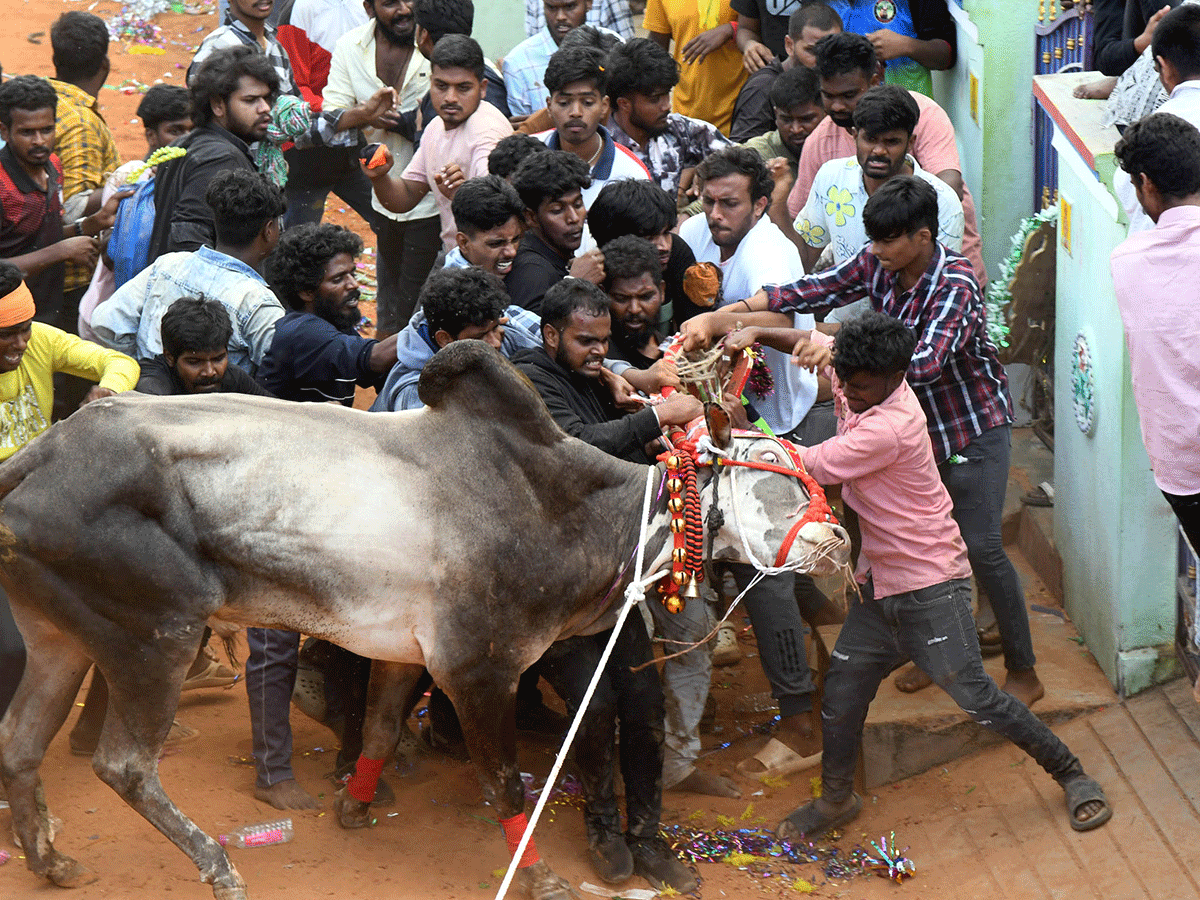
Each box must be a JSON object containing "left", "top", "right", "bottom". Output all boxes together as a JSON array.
[{"left": 0, "top": 341, "right": 849, "bottom": 899}]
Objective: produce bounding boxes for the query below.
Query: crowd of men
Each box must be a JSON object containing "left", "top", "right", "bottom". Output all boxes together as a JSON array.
[{"left": 31, "top": 0, "right": 1200, "bottom": 892}]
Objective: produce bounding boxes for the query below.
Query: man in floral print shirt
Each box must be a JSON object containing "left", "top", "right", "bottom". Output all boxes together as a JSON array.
[{"left": 794, "top": 84, "right": 960, "bottom": 322}]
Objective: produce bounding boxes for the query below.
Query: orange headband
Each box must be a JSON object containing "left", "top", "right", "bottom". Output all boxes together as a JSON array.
[{"left": 0, "top": 281, "right": 35, "bottom": 329}]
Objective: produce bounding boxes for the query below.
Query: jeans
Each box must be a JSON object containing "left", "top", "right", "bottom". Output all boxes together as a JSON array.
[
  {"left": 648, "top": 592, "right": 714, "bottom": 787},
  {"left": 0, "top": 585, "right": 23, "bottom": 718},
  {"left": 374, "top": 214, "right": 441, "bottom": 338},
  {"left": 731, "top": 566, "right": 816, "bottom": 716},
  {"left": 246, "top": 627, "right": 301, "bottom": 790},
  {"left": 939, "top": 424, "right": 1037, "bottom": 672},
  {"left": 538, "top": 612, "right": 664, "bottom": 839},
  {"left": 820, "top": 578, "right": 1082, "bottom": 803}
]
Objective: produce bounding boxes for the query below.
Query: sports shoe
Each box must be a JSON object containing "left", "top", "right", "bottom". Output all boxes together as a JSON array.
[
  {"left": 587, "top": 827, "right": 634, "bottom": 883},
  {"left": 182, "top": 645, "right": 239, "bottom": 691},
  {"left": 627, "top": 834, "right": 698, "bottom": 893},
  {"left": 712, "top": 621, "right": 742, "bottom": 667}
]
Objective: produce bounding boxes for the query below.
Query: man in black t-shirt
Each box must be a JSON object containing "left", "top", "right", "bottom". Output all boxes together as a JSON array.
[{"left": 600, "top": 235, "right": 666, "bottom": 371}]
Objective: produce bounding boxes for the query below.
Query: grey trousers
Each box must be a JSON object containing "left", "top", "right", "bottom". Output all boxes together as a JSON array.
[
  {"left": 649, "top": 593, "right": 715, "bottom": 787},
  {"left": 820, "top": 578, "right": 1082, "bottom": 803},
  {"left": 246, "top": 627, "right": 301, "bottom": 790}
]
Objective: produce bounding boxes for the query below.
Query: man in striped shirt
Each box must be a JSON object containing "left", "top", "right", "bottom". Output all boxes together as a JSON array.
[{"left": 680, "top": 175, "right": 1045, "bottom": 709}]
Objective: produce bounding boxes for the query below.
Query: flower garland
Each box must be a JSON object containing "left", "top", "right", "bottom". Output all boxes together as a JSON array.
[
  {"left": 983, "top": 206, "right": 1058, "bottom": 353},
  {"left": 124, "top": 146, "right": 187, "bottom": 183}
]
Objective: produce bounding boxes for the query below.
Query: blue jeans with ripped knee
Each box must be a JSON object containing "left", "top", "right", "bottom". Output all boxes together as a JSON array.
[{"left": 819, "top": 578, "right": 1082, "bottom": 803}]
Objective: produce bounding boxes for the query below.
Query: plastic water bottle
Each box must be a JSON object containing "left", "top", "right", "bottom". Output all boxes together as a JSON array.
[{"left": 218, "top": 819, "right": 293, "bottom": 849}]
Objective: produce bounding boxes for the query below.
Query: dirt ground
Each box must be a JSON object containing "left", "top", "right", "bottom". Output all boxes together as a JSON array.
[{"left": 0, "top": 4, "right": 1086, "bottom": 899}]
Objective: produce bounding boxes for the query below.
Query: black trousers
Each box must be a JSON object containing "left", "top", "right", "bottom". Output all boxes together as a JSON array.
[{"left": 538, "top": 613, "right": 664, "bottom": 839}]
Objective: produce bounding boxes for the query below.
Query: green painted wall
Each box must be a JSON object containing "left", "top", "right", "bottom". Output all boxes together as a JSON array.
[
  {"left": 475, "top": 0, "right": 528, "bottom": 70},
  {"left": 1051, "top": 133, "right": 1178, "bottom": 694},
  {"left": 934, "top": 1, "right": 1038, "bottom": 281}
]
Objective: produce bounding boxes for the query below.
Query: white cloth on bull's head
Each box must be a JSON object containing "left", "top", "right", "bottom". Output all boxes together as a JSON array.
[{"left": 678, "top": 213, "right": 817, "bottom": 436}]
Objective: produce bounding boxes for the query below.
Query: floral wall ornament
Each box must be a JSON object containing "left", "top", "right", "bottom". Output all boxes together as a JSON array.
[{"left": 1071, "top": 331, "right": 1096, "bottom": 436}]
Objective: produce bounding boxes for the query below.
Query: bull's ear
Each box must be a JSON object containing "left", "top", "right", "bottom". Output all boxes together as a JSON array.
[{"left": 705, "top": 401, "right": 732, "bottom": 450}]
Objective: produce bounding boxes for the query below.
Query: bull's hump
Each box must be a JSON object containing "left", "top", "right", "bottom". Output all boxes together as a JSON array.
[{"left": 418, "top": 340, "right": 561, "bottom": 446}]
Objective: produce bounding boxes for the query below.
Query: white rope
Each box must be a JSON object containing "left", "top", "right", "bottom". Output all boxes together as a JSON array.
[{"left": 494, "top": 465, "right": 661, "bottom": 900}]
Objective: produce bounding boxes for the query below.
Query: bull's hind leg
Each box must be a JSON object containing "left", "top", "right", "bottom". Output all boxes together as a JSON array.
[
  {"left": 335, "top": 660, "right": 426, "bottom": 829},
  {"left": 0, "top": 610, "right": 93, "bottom": 888},
  {"left": 89, "top": 651, "right": 247, "bottom": 900},
  {"left": 450, "top": 668, "right": 571, "bottom": 900}
]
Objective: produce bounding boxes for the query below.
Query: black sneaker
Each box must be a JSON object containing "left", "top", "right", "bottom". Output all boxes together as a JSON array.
[
  {"left": 628, "top": 834, "right": 698, "bottom": 893},
  {"left": 588, "top": 829, "right": 634, "bottom": 883}
]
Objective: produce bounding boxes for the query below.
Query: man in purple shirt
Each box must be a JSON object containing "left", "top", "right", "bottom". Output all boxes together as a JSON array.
[
  {"left": 1111, "top": 113, "right": 1200, "bottom": 708},
  {"left": 681, "top": 175, "right": 1046, "bottom": 708}
]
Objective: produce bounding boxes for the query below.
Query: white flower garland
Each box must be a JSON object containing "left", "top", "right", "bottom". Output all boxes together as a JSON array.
[{"left": 984, "top": 206, "right": 1058, "bottom": 353}]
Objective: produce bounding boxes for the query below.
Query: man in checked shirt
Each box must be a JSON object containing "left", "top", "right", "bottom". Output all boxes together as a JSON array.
[{"left": 681, "top": 174, "right": 1046, "bottom": 709}]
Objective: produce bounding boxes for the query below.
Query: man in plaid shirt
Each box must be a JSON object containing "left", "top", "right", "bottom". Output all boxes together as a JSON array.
[
  {"left": 681, "top": 175, "right": 1045, "bottom": 709},
  {"left": 524, "top": 0, "right": 636, "bottom": 40}
]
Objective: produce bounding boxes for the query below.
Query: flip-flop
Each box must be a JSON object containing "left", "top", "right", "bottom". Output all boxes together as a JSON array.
[
  {"left": 776, "top": 792, "right": 863, "bottom": 842},
  {"left": 735, "top": 737, "right": 821, "bottom": 779},
  {"left": 1064, "top": 775, "right": 1112, "bottom": 832}
]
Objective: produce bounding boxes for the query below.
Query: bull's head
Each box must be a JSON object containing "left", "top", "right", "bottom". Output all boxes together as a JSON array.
[{"left": 694, "top": 403, "right": 851, "bottom": 578}]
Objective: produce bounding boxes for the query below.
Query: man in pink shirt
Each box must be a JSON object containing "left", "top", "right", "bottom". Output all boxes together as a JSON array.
[
  {"left": 366, "top": 35, "right": 513, "bottom": 252},
  {"left": 1112, "top": 113, "right": 1200, "bottom": 687},
  {"left": 723, "top": 312, "right": 1111, "bottom": 839},
  {"left": 720, "top": 314, "right": 1104, "bottom": 844},
  {"left": 786, "top": 32, "right": 986, "bottom": 285}
]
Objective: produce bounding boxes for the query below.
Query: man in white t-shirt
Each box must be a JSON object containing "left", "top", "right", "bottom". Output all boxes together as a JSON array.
[
  {"left": 679, "top": 146, "right": 814, "bottom": 438},
  {"left": 678, "top": 146, "right": 832, "bottom": 774}
]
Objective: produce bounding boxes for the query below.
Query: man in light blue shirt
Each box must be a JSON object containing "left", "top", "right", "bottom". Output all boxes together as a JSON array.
[
  {"left": 92, "top": 169, "right": 286, "bottom": 375},
  {"left": 503, "top": 0, "right": 622, "bottom": 117}
]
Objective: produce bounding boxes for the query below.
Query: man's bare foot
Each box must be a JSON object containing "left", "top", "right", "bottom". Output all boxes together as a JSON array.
[
  {"left": 775, "top": 712, "right": 822, "bottom": 758},
  {"left": 667, "top": 768, "right": 742, "bottom": 799},
  {"left": 256, "top": 779, "right": 319, "bottom": 810},
  {"left": 1073, "top": 75, "right": 1117, "bottom": 100},
  {"left": 894, "top": 663, "right": 933, "bottom": 693},
  {"left": 974, "top": 593, "right": 997, "bottom": 640},
  {"left": 1002, "top": 668, "right": 1045, "bottom": 707}
]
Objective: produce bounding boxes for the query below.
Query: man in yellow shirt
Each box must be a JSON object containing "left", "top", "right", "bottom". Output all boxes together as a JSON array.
[
  {"left": 0, "top": 261, "right": 139, "bottom": 718},
  {"left": 645, "top": 0, "right": 747, "bottom": 135}
]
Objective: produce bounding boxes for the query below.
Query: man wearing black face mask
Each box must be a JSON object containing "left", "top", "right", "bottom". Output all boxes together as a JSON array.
[{"left": 258, "top": 222, "right": 398, "bottom": 404}]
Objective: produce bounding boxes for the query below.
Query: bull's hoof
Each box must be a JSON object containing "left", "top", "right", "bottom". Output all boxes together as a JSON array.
[
  {"left": 46, "top": 854, "right": 96, "bottom": 888},
  {"left": 515, "top": 860, "right": 573, "bottom": 900},
  {"left": 333, "top": 787, "right": 372, "bottom": 829},
  {"left": 212, "top": 885, "right": 248, "bottom": 900}
]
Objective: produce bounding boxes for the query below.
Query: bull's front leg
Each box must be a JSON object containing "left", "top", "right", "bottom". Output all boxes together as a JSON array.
[
  {"left": 450, "top": 669, "right": 571, "bottom": 900},
  {"left": 334, "top": 660, "right": 426, "bottom": 829}
]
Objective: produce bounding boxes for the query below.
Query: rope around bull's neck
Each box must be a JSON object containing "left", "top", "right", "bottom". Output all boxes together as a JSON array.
[{"left": 494, "top": 464, "right": 663, "bottom": 900}]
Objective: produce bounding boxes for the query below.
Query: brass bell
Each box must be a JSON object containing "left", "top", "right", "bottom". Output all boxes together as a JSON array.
[
  {"left": 672, "top": 547, "right": 688, "bottom": 563},
  {"left": 670, "top": 517, "right": 686, "bottom": 533},
  {"left": 666, "top": 455, "right": 680, "bottom": 469},
  {"left": 665, "top": 595, "right": 684, "bottom": 614},
  {"left": 672, "top": 569, "right": 688, "bottom": 586},
  {"left": 668, "top": 496, "right": 685, "bottom": 514},
  {"left": 667, "top": 477, "right": 683, "bottom": 493},
  {"left": 680, "top": 576, "right": 702, "bottom": 600}
]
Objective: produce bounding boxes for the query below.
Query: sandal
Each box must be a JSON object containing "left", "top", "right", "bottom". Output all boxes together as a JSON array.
[
  {"left": 776, "top": 793, "right": 863, "bottom": 841},
  {"left": 1063, "top": 774, "right": 1112, "bottom": 832},
  {"left": 735, "top": 737, "right": 820, "bottom": 780}
]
